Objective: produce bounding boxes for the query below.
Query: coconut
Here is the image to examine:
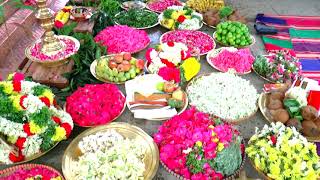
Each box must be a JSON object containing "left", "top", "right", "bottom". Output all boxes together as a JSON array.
[
  {"left": 267, "top": 99, "right": 283, "bottom": 110},
  {"left": 273, "top": 109, "right": 289, "bottom": 123},
  {"left": 286, "top": 118, "right": 302, "bottom": 132},
  {"left": 301, "top": 106, "right": 318, "bottom": 121},
  {"left": 302, "top": 121, "right": 320, "bottom": 137}
]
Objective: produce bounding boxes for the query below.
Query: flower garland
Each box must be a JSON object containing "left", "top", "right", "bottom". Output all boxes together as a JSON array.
[
  {"left": 0, "top": 73, "right": 73, "bottom": 164},
  {"left": 154, "top": 107, "right": 244, "bottom": 179},
  {"left": 246, "top": 122, "right": 320, "bottom": 179},
  {"left": 1, "top": 166, "right": 62, "bottom": 180},
  {"left": 146, "top": 42, "right": 201, "bottom": 84},
  {"left": 187, "top": 73, "right": 258, "bottom": 121}
]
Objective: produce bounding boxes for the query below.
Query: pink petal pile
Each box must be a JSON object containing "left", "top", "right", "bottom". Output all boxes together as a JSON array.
[
  {"left": 66, "top": 84, "right": 125, "bottom": 127},
  {"left": 2, "top": 167, "right": 61, "bottom": 180},
  {"left": 30, "top": 37, "right": 78, "bottom": 61},
  {"left": 161, "top": 30, "right": 215, "bottom": 55},
  {"left": 94, "top": 25, "right": 150, "bottom": 54},
  {"left": 210, "top": 48, "right": 254, "bottom": 74},
  {"left": 147, "top": 0, "right": 182, "bottom": 13}
]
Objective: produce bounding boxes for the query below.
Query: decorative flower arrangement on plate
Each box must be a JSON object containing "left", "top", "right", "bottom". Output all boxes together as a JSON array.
[
  {"left": 70, "top": 129, "right": 147, "bottom": 179},
  {"left": 214, "top": 21, "right": 254, "bottom": 48},
  {"left": 160, "top": 30, "right": 215, "bottom": 56},
  {"left": 114, "top": 9, "right": 159, "bottom": 29},
  {"left": 253, "top": 50, "right": 301, "bottom": 83},
  {"left": 125, "top": 74, "right": 188, "bottom": 120},
  {"left": 54, "top": 6, "right": 72, "bottom": 28},
  {"left": 0, "top": 164, "right": 63, "bottom": 180},
  {"left": 145, "top": 42, "right": 201, "bottom": 84},
  {"left": 186, "top": 73, "right": 258, "bottom": 122},
  {"left": 66, "top": 84, "right": 125, "bottom": 127},
  {"left": 246, "top": 122, "right": 320, "bottom": 179},
  {"left": 94, "top": 25, "right": 150, "bottom": 54},
  {"left": 207, "top": 47, "right": 254, "bottom": 74},
  {"left": 259, "top": 77, "right": 320, "bottom": 141},
  {"left": 0, "top": 73, "right": 73, "bottom": 164},
  {"left": 154, "top": 107, "right": 245, "bottom": 179},
  {"left": 159, "top": 6, "right": 203, "bottom": 30},
  {"left": 186, "top": 0, "right": 225, "bottom": 13},
  {"left": 121, "top": 1, "right": 146, "bottom": 10},
  {"left": 147, "top": 0, "right": 182, "bottom": 13},
  {"left": 93, "top": 52, "right": 145, "bottom": 83}
]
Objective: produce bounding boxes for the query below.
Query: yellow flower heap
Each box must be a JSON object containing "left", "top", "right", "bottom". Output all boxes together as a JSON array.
[{"left": 246, "top": 122, "right": 320, "bottom": 179}]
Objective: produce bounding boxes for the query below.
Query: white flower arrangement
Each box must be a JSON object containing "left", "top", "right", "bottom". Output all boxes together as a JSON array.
[
  {"left": 187, "top": 73, "right": 259, "bottom": 120},
  {"left": 0, "top": 117, "right": 27, "bottom": 138},
  {"left": 22, "top": 135, "right": 42, "bottom": 157},
  {"left": 72, "top": 130, "right": 146, "bottom": 180}
]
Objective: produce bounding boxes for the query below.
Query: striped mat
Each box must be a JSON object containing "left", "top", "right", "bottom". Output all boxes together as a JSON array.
[{"left": 256, "top": 14, "right": 320, "bottom": 80}]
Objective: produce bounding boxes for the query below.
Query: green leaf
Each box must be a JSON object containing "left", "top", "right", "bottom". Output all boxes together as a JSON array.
[{"left": 284, "top": 99, "right": 300, "bottom": 107}]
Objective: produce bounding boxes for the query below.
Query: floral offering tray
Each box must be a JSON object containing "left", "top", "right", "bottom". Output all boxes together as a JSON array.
[
  {"left": 258, "top": 93, "right": 320, "bottom": 142},
  {"left": 0, "top": 163, "right": 64, "bottom": 179},
  {"left": 62, "top": 122, "right": 159, "bottom": 180}
]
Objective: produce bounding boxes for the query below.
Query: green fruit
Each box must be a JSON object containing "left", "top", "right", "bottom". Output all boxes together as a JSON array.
[
  {"left": 236, "top": 39, "right": 241, "bottom": 45},
  {"left": 217, "top": 36, "right": 221, "bottom": 42},
  {"left": 222, "top": 40, "right": 227, "bottom": 45},
  {"left": 240, "top": 41, "right": 246, "bottom": 46},
  {"left": 129, "top": 68, "right": 136, "bottom": 74},
  {"left": 130, "top": 72, "right": 136, "bottom": 78},
  {"left": 118, "top": 72, "right": 125, "bottom": 78},
  {"left": 109, "top": 76, "right": 114, "bottom": 82},
  {"left": 114, "top": 77, "right": 119, "bottom": 82},
  {"left": 125, "top": 72, "right": 131, "bottom": 79},
  {"left": 222, "top": 30, "right": 227, "bottom": 35},
  {"left": 130, "top": 58, "right": 136, "bottom": 65},
  {"left": 136, "top": 68, "right": 141, "bottom": 74},
  {"left": 156, "top": 82, "right": 164, "bottom": 91},
  {"left": 120, "top": 77, "right": 126, "bottom": 82},
  {"left": 112, "top": 68, "right": 118, "bottom": 76}
]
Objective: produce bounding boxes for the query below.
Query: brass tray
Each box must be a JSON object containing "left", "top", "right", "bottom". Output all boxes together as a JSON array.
[
  {"left": 64, "top": 91, "right": 126, "bottom": 127},
  {"left": 186, "top": 73, "right": 258, "bottom": 124},
  {"left": 213, "top": 31, "right": 255, "bottom": 49},
  {"left": 0, "top": 163, "right": 64, "bottom": 179},
  {"left": 206, "top": 47, "right": 251, "bottom": 75},
  {"left": 114, "top": 10, "right": 159, "bottom": 30},
  {"left": 203, "top": 21, "right": 216, "bottom": 28},
  {"left": 161, "top": 140, "right": 247, "bottom": 180},
  {"left": 62, "top": 122, "right": 159, "bottom": 180},
  {"left": 258, "top": 93, "right": 320, "bottom": 142},
  {"left": 248, "top": 157, "right": 272, "bottom": 180},
  {"left": 25, "top": 35, "right": 80, "bottom": 67},
  {"left": 90, "top": 54, "right": 145, "bottom": 84}
]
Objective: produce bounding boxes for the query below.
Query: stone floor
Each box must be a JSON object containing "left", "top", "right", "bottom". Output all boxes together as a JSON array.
[{"left": 1, "top": 0, "right": 320, "bottom": 179}]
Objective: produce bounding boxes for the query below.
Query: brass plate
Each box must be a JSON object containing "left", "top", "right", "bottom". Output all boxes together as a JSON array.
[
  {"left": 186, "top": 73, "right": 258, "bottom": 124},
  {"left": 248, "top": 157, "right": 272, "bottom": 180},
  {"left": 90, "top": 55, "right": 145, "bottom": 84},
  {"left": 0, "top": 163, "right": 64, "bottom": 179},
  {"left": 258, "top": 93, "right": 320, "bottom": 142},
  {"left": 62, "top": 122, "right": 159, "bottom": 180},
  {"left": 64, "top": 92, "right": 126, "bottom": 127},
  {"left": 206, "top": 47, "right": 251, "bottom": 75},
  {"left": 213, "top": 31, "right": 255, "bottom": 49}
]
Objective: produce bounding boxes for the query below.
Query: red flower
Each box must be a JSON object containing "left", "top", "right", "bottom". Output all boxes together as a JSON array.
[
  {"left": 61, "top": 123, "right": 72, "bottom": 137},
  {"left": 40, "top": 97, "right": 51, "bottom": 107},
  {"left": 270, "top": 135, "right": 277, "bottom": 145},
  {"left": 15, "top": 137, "right": 26, "bottom": 150},
  {"left": 53, "top": 99, "right": 58, "bottom": 107},
  {"left": 167, "top": 41, "right": 175, "bottom": 47},
  {"left": 23, "top": 123, "right": 33, "bottom": 136},
  {"left": 161, "top": 58, "right": 176, "bottom": 68},
  {"left": 177, "top": 15, "right": 186, "bottom": 23},
  {"left": 158, "top": 67, "right": 180, "bottom": 83},
  {"left": 12, "top": 81, "right": 21, "bottom": 92},
  {"left": 54, "top": 20, "right": 64, "bottom": 29},
  {"left": 52, "top": 116, "right": 61, "bottom": 124},
  {"left": 9, "top": 151, "right": 24, "bottom": 163},
  {"left": 19, "top": 95, "right": 27, "bottom": 109}
]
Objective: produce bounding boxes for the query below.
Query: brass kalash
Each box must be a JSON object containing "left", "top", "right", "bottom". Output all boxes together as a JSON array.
[{"left": 25, "top": 0, "right": 79, "bottom": 67}]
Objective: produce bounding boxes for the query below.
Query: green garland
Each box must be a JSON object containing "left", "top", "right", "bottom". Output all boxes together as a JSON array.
[{"left": 29, "top": 107, "right": 52, "bottom": 127}]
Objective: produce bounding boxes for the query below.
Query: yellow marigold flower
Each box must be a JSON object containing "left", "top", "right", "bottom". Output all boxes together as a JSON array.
[
  {"left": 211, "top": 131, "right": 216, "bottom": 136},
  {"left": 196, "top": 141, "right": 202, "bottom": 147},
  {"left": 51, "top": 126, "right": 67, "bottom": 142},
  {"left": 212, "top": 138, "right": 219, "bottom": 143},
  {"left": 51, "top": 176, "right": 62, "bottom": 180},
  {"left": 26, "top": 178, "right": 34, "bottom": 180},
  {"left": 260, "top": 157, "right": 266, "bottom": 171},
  {"left": 171, "top": 11, "right": 180, "bottom": 20},
  {"left": 208, "top": 125, "right": 214, "bottom": 129},
  {"left": 7, "top": 73, "right": 14, "bottom": 80},
  {"left": 41, "top": 89, "right": 55, "bottom": 104},
  {"left": 269, "top": 153, "right": 278, "bottom": 162},
  {"left": 283, "top": 169, "right": 291, "bottom": 178},
  {"left": 295, "top": 143, "right": 303, "bottom": 151},
  {"left": 29, "top": 121, "right": 44, "bottom": 134},
  {"left": 0, "top": 81, "right": 13, "bottom": 94},
  {"left": 181, "top": 57, "right": 201, "bottom": 81},
  {"left": 217, "top": 142, "right": 224, "bottom": 151},
  {"left": 269, "top": 163, "right": 280, "bottom": 177},
  {"left": 9, "top": 94, "right": 22, "bottom": 111}
]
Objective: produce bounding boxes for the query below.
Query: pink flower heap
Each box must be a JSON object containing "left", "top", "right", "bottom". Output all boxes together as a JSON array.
[
  {"left": 210, "top": 48, "right": 254, "bottom": 74},
  {"left": 154, "top": 107, "right": 244, "bottom": 179},
  {"left": 66, "top": 84, "right": 125, "bottom": 126},
  {"left": 94, "top": 25, "right": 150, "bottom": 54},
  {"left": 147, "top": 0, "right": 182, "bottom": 13},
  {"left": 2, "top": 166, "right": 61, "bottom": 180}
]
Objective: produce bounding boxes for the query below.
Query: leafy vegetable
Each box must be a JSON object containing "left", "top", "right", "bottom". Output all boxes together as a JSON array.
[
  {"left": 98, "top": 0, "right": 121, "bottom": 17},
  {"left": 253, "top": 55, "right": 270, "bottom": 76},
  {"left": 163, "top": 9, "right": 174, "bottom": 19},
  {"left": 91, "top": 10, "right": 114, "bottom": 36},
  {"left": 284, "top": 99, "right": 303, "bottom": 120},
  {"left": 168, "top": 99, "right": 183, "bottom": 108},
  {"left": 219, "top": 6, "right": 234, "bottom": 19},
  {"left": 115, "top": 9, "right": 158, "bottom": 28}
]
